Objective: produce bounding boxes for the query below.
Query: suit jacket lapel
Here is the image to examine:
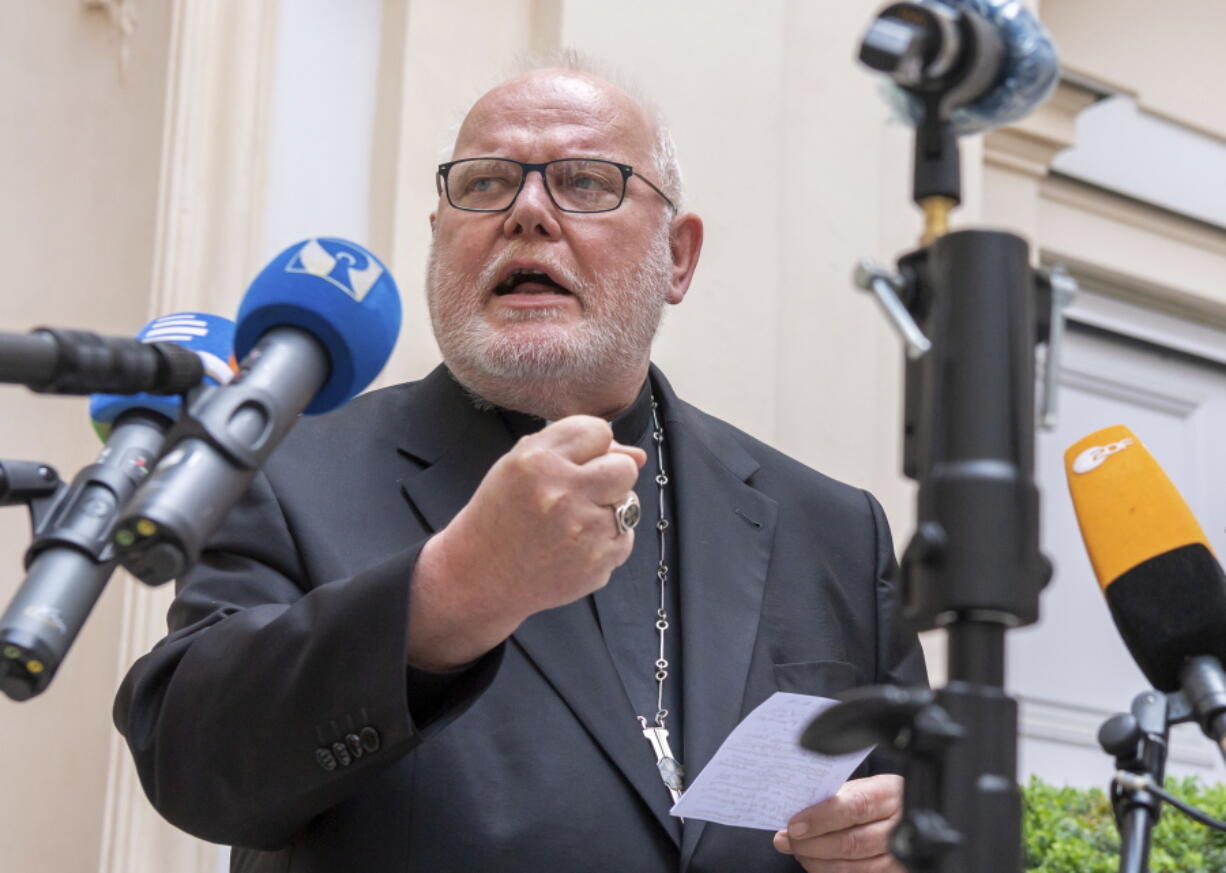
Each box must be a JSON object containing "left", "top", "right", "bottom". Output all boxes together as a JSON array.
[
  {"left": 396, "top": 366, "right": 684, "bottom": 845},
  {"left": 396, "top": 366, "right": 511, "bottom": 531},
  {"left": 513, "top": 603, "right": 684, "bottom": 843},
  {"left": 652, "top": 371, "right": 779, "bottom": 871}
]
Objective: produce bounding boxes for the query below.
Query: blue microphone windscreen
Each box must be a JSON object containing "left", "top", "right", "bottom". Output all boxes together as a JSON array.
[
  {"left": 886, "top": 0, "right": 1060, "bottom": 135},
  {"left": 235, "top": 238, "right": 402, "bottom": 415},
  {"left": 88, "top": 313, "right": 237, "bottom": 441}
]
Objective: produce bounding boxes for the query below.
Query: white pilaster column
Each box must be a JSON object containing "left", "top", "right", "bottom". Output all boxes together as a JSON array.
[{"left": 99, "top": 3, "right": 279, "bottom": 872}]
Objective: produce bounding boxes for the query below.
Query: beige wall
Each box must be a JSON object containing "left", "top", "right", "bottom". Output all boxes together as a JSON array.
[
  {"left": 2, "top": 1, "right": 1224, "bottom": 870},
  {"left": 1044, "top": 0, "right": 1226, "bottom": 140},
  {"left": 0, "top": 2, "right": 172, "bottom": 872}
]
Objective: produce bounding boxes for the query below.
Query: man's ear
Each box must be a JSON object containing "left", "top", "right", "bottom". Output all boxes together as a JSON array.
[{"left": 666, "top": 212, "right": 704, "bottom": 305}]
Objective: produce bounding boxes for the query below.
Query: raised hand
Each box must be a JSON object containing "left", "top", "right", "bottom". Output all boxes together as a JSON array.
[{"left": 407, "top": 415, "right": 646, "bottom": 670}]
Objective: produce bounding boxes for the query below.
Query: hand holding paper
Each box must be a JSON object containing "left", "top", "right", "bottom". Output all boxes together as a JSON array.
[
  {"left": 669, "top": 692, "right": 874, "bottom": 831},
  {"left": 772, "top": 774, "right": 905, "bottom": 872}
]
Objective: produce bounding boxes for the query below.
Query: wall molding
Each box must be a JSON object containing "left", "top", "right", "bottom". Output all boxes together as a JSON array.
[
  {"left": 1063, "top": 287, "right": 1226, "bottom": 368},
  {"left": 1019, "top": 695, "right": 1220, "bottom": 770},
  {"left": 1059, "top": 361, "right": 1200, "bottom": 418},
  {"left": 1039, "top": 175, "right": 1226, "bottom": 325},
  {"left": 1044, "top": 175, "right": 1226, "bottom": 259},
  {"left": 98, "top": 2, "right": 280, "bottom": 872},
  {"left": 984, "top": 80, "right": 1102, "bottom": 179}
]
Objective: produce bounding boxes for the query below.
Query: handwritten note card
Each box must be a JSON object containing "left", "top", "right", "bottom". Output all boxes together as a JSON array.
[{"left": 669, "top": 692, "right": 873, "bottom": 830}]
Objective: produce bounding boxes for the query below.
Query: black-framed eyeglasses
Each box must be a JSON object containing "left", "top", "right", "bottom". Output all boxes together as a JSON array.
[{"left": 436, "top": 157, "right": 677, "bottom": 214}]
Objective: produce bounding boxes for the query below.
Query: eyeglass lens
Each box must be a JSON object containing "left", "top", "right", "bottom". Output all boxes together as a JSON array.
[{"left": 446, "top": 159, "right": 626, "bottom": 212}]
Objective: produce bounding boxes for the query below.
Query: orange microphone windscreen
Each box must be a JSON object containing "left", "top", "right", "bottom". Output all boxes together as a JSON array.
[{"left": 1064, "top": 425, "right": 1212, "bottom": 590}]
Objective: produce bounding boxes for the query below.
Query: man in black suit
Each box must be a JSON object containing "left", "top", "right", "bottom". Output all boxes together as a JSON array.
[{"left": 116, "top": 63, "right": 925, "bottom": 873}]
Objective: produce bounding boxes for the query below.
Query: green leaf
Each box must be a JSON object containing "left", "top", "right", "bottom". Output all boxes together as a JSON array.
[{"left": 1021, "top": 774, "right": 1226, "bottom": 872}]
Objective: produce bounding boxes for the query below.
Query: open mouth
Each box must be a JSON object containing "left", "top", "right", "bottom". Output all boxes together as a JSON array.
[{"left": 492, "top": 267, "right": 572, "bottom": 296}]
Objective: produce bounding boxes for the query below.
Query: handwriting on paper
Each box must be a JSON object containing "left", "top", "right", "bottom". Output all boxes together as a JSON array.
[{"left": 670, "top": 692, "right": 873, "bottom": 830}]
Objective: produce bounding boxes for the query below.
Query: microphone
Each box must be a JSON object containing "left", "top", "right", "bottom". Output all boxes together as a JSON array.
[
  {"left": 113, "top": 238, "right": 402, "bottom": 586},
  {"left": 860, "top": 0, "right": 1060, "bottom": 134},
  {"left": 1064, "top": 425, "right": 1226, "bottom": 760},
  {"left": 0, "top": 314, "right": 236, "bottom": 701},
  {"left": 0, "top": 325, "right": 204, "bottom": 396},
  {"left": 87, "top": 313, "right": 239, "bottom": 441}
]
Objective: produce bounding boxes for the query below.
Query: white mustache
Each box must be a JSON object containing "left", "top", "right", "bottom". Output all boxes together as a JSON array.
[{"left": 477, "top": 247, "right": 586, "bottom": 297}]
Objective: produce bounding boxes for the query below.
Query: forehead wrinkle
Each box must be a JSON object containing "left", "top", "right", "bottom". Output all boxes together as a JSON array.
[
  {"left": 456, "top": 120, "right": 630, "bottom": 161},
  {"left": 452, "top": 72, "right": 653, "bottom": 166}
]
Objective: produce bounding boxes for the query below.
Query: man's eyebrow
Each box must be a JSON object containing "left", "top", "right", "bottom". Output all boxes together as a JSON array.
[{"left": 455, "top": 153, "right": 637, "bottom": 165}]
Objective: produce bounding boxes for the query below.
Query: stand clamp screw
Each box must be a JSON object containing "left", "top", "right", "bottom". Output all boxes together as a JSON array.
[{"left": 853, "top": 259, "right": 931, "bottom": 359}]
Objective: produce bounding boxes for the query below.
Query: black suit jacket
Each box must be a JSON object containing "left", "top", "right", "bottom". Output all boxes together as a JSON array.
[{"left": 115, "top": 364, "right": 925, "bottom": 872}]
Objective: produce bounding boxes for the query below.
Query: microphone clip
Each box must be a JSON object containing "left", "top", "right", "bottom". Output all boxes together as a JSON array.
[
  {"left": 0, "top": 459, "right": 62, "bottom": 526},
  {"left": 860, "top": 2, "right": 1006, "bottom": 123},
  {"left": 859, "top": 2, "right": 1007, "bottom": 222}
]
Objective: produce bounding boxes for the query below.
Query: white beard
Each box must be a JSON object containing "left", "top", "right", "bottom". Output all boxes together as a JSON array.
[{"left": 426, "top": 227, "right": 673, "bottom": 418}]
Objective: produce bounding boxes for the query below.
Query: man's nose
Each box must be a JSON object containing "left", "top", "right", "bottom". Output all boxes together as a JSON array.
[{"left": 502, "top": 170, "right": 562, "bottom": 239}]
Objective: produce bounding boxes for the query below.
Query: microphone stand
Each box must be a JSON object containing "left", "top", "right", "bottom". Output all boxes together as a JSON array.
[
  {"left": 802, "top": 6, "right": 1068, "bottom": 871},
  {"left": 1098, "top": 658, "right": 1226, "bottom": 873},
  {"left": 0, "top": 458, "right": 68, "bottom": 696},
  {"left": 1098, "top": 691, "right": 1173, "bottom": 873},
  {"left": 0, "top": 409, "right": 171, "bottom": 700}
]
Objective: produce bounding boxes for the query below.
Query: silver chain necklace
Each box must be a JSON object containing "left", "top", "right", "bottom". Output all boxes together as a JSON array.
[{"left": 635, "top": 396, "right": 685, "bottom": 805}]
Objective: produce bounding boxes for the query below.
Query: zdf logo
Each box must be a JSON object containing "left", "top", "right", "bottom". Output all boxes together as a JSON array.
[{"left": 1072, "top": 437, "right": 1135, "bottom": 474}]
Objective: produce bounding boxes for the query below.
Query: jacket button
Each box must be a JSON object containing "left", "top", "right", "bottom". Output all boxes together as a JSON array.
[
  {"left": 346, "top": 733, "right": 364, "bottom": 759},
  {"left": 360, "top": 726, "right": 381, "bottom": 753},
  {"left": 332, "top": 741, "right": 352, "bottom": 767},
  {"left": 315, "top": 748, "right": 338, "bottom": 771}
]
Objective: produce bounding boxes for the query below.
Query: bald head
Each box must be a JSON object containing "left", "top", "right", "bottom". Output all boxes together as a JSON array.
[{"left": 452, "top": 68, "right": 681, "bottom": 208}]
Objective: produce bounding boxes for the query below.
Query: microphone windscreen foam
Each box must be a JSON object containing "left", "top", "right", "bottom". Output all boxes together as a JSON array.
[
  {"left": 1064, "top": 425, "right": 1210, "bottom": 587},
  {"left": 88, "top": 313, "right": 237, "bottom": 442},
  {"left": 1107, "top": 543, "right": 1226, "bottom": 691},
  {"left": 1064, "top": 425, "right": 1226, "bottom": 691},
  {"left": 235, "top": 238, "right": 402, "bottom": 415},
  {"left": 886, "top": 0, "right": 1060, "bottom": 135},
  {"left": 950, "top": 0, "right": 1059, "bottom": 133}
]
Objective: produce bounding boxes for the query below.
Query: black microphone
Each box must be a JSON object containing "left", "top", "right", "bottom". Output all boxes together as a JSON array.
[
  {"left": 114, "top": 239, "right": 402, "bottom": 586},
  {"left": 0, "top": 314, "right": 237, "bottom": 701},
  {"left": 860, "top": 0, "right": 1060, "bottom": 134},
  {"left": 1065, "top": 425, "right": 1226, "bottom": 762},
  {"left": 0, "top": 327, "right": 204, "bottom": 396}
]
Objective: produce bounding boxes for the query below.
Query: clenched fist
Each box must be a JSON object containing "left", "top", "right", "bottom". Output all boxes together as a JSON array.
[{"left": 407, "top": 415, "right": 646, "bottom": 670}]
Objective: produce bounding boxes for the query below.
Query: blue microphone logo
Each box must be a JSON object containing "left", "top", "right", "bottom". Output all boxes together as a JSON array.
[
  {"left": 89, "top": 313, "right": 238, "bottom": 442},
  {"left": 140, "top": 313, "right": 212, "bottom": 343},
  {"left": 285, "top": 238, "right": 384, "bottom": 303},
  {"left": 137, "top": 314, "right": 234, "bottom": 385}
]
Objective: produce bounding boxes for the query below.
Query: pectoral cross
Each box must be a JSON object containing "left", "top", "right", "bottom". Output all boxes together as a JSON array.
[{"left": 639, "top": 717, "right": 685, "bottom": 806}]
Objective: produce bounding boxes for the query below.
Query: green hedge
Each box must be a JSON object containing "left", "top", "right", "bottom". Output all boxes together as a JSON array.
[{"left": 1023, "top": 776, "right": 1226, "bottom": 872}]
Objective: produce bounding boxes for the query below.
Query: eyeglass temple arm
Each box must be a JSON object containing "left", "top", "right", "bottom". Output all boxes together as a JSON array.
[{"left": 633, "top": 172, "right": 677, "bottom": 213}]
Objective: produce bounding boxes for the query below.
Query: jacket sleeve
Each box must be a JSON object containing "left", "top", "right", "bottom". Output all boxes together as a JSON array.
[
  {"left": 860, "top": 488, "right": 929, "bottom": 777},
  {"left": 112, "top": 467, "right": 500, "bottom": 850},
  {"left": 866, "top": 489, "right": 929, "bottom": 690}
]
